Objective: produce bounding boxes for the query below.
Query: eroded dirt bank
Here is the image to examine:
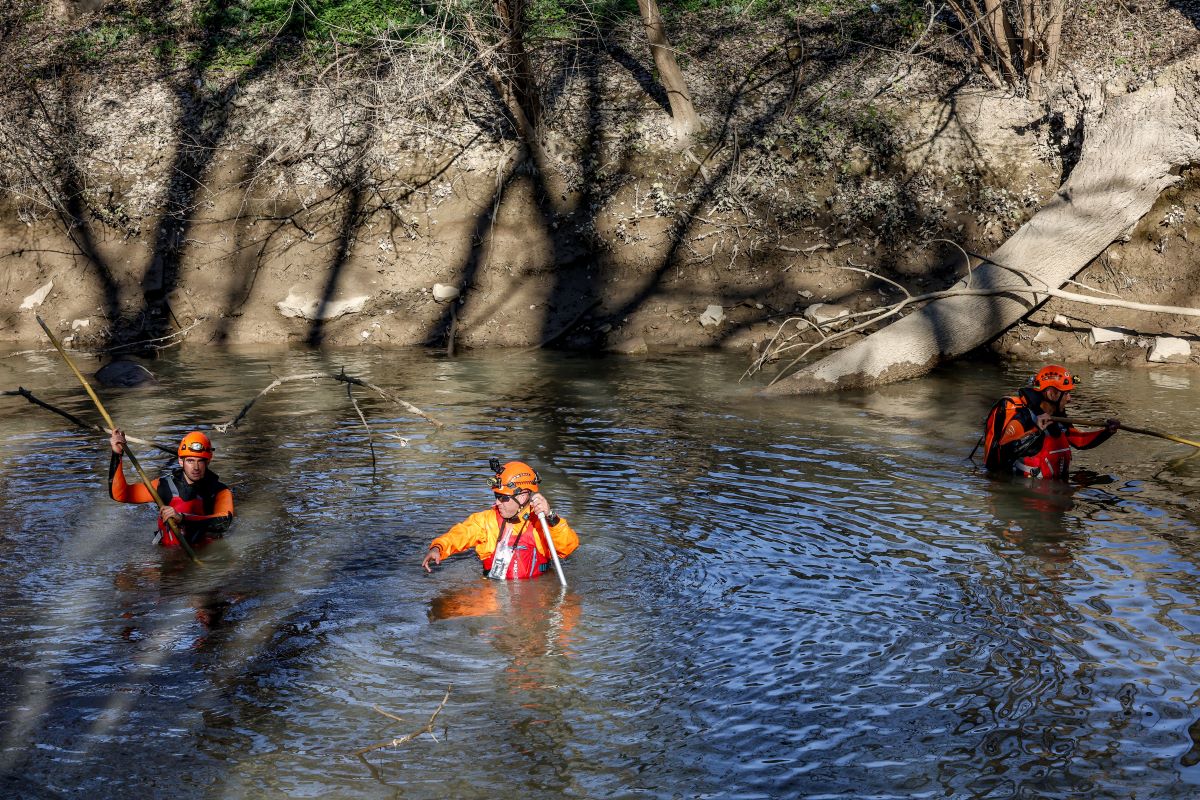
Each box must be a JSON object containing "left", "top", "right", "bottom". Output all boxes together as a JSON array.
[{"left": 3, "top": 4, "right": 1199, "bottom": 374}]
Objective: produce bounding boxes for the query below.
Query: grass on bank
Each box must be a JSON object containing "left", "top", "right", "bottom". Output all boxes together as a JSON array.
[{"left": 10, "top": 0, "right": 920, "bottom": 73}]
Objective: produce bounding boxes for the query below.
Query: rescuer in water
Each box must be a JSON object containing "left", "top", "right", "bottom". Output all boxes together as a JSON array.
[
  {"left": 422, "top": 459, "right": 578, "bottom": 580},
  {"left": 109, "top": 429, "right": 234, "bottom": 547},
  {"left": 981, "top": 365, "right": 1120, "bottom": 480}
]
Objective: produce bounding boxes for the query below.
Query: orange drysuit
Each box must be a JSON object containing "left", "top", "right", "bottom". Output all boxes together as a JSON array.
[{"left": 109, "top": 456, "right": 234, "bottom": 546}]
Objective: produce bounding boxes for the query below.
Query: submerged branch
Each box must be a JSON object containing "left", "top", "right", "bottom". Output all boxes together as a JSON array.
[
  {"left": 2, "top": 387, "right": 177, "bottom": 455},
  {"left": 344, "top": 375, "right": 377, "bottom": 480},
  {"left": 354, "top": 686, "right": 451, "bottom": 756},
  {"left": 331, "top": 372, "right": 446, "bottom": 429}
]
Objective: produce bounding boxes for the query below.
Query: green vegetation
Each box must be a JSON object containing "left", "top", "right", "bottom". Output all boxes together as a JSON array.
[{"left": 14, "top": 0, "right": 916, "bottom": 74}]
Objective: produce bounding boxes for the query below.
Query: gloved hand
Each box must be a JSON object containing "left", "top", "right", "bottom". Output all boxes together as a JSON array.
[{"left": 1106, "top": 418, "right": 1121, "bottom": 433}]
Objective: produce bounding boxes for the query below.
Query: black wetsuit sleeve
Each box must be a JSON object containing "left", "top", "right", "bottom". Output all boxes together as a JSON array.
[
  {"left": 108, "top": 453, "right": 121, "bottom": 500},
  {"left": 190, "top": 514, "right": 233, "bottom": 536}
]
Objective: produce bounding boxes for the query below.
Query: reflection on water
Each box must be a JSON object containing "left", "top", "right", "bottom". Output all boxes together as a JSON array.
[{"left": 1, "top": 349, "right": 1200, "bottom": 798}]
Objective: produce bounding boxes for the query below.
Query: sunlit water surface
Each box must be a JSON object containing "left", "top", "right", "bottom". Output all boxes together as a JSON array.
[{"left": 2, "top": 347, "right": 1200, "bottom": 799}]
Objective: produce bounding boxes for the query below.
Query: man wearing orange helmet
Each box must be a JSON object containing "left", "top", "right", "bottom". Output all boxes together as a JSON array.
[
  {"left": 981, "top": 364, "right": 1120, "bottom": 480},
  {"left": 422, "top": 459, "right": 579, "bottom": 580},
  {"left": 108, "top": 429, "right": 234, "bottom": 548}
]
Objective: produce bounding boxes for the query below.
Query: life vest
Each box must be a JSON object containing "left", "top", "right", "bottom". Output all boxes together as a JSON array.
[
  {"left": 1014, "top": 423, "right": 1072, "bottom": 479},
  {"left": 982, "top": 392, "right": 1042, "bottom": 473},
  {"left": 481, "top": 509, "right": 552, "bottom": 580},
  {"left": 154, "top": 473, "right": 218, "bottom": 548}
]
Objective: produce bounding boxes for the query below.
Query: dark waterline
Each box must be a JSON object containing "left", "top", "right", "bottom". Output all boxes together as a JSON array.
[{"left": 1, "top": 347, "right": 1199, "bottom": 799}]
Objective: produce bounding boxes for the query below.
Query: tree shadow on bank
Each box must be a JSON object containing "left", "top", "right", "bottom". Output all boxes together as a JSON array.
[{"left": 414, "top": 5, "right": 1028, "bottom": 363}]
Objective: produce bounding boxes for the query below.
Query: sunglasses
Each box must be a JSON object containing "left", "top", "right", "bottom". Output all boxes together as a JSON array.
[{"left": 494, "top": 491, "right": 529, "bottom": 503}]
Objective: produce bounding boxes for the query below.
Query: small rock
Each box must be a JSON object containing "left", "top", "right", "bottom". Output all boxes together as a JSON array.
[
  {"left": 1089, "top": 327, "right": 1128, "bottom": 346},
  {"left": 95, "top": 359, "right": 157, "bottom": 388},
  {"left": 1032, "top": 328, "right": 1056, "bottom": 343},
  {"left": 1052, "top": 314, "right": 1070, "bottom": 327},
  {"left": 699, "top": 304, "right": 726, "bottom": 328},
  {"left": 432, "top": 283, "right": 461, "bottom": 303},
  {"left": 71, "top": 319, "right": 90, "bottom": 330},
  {"left": 1147, "top": 336, "right": 1191, "bottom": 364},
  {"left": 798, "top": 290, "right": 814, "bottom": 299},
  {"left": 20, "top": 281, "right": 53, "bottom": 311},
  {"left": 803, "top": 303, "right": 850, "bottom": 325}
]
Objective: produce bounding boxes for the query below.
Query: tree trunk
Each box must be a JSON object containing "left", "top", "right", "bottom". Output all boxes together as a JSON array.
[
  {"left": 636, "top": 0, "right": 702, "bottom": 141},
  {"left": 494, "top": 0, "right": 539, "bottom": 129},
  {"left": 762, "top": 56, "right": 1200, "bottom": 397},
  {"left": 984, "top": 0, "right": 1019, "bottom": 83},
  {"left": 1042, "top": 0, "right": 1066, "bottom": 81}
]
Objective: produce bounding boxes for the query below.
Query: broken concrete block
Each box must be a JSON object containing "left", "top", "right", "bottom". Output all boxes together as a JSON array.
[
  {"left": 1148, "top": 336, "right": 1192, "bottom": 364},
  {"left": 20, "top": 281, "right": 53, "bottom": 310},
  {"left": 277, "top": 289, "right": 368, "bottom": 321},
  {"left": 1032, "top": 328, "right": 1056, "bottom": 343},
  {"left": 699, "top": 305, "right": 726, "bottom": 327},
  {"left": 1089, "top": 327, "right": 1128, "bottom": 346}
]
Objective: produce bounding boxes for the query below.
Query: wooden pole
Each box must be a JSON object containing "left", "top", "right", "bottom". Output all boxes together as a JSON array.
[{"left": 35, "top": 316, "right": 200, "bottom": 563}]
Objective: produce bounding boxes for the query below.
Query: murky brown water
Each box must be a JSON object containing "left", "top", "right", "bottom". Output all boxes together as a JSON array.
[{"left": 1, "top": 347, "right": 1199, "bottom": 798}]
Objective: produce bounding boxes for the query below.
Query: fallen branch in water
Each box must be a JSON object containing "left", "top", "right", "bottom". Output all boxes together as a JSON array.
[
  {"left": 354, "top": 686, "right": 451, "bottom": 756},
  {"left": 213, "top": 372, "right": 326, "bottom": 433},
  {"left": 342, "top": 370, "right": 377, "bottom": 480},
  {"left": 2, "top": 387, "right": 176, "bottom": 455},
  {"left": 331, "top": 371, "right": 445, "bottom": 429}
]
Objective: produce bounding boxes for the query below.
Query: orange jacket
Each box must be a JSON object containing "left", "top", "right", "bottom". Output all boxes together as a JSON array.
[{"left": 431, "top": 507, "right": 579, "bottom": 565}]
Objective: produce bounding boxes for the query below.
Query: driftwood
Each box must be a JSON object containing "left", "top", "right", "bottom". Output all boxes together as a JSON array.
[
  {"left": 213, "top": 370, "right": 445, "bottom": 434},
  {"left": 330, "top": 371, "right": 446, "bottom": 429},
  {"left": 747, "top": 257, "right": 1200, "bottom": 384},
  {"left": 763, "top": 52, "right": 1200, "bottom": 395},
  {"left": 213, "top": 372, "right": 327, "bottom": 433},
  {"left": 354, "top": 687, "right": 451, "bottom": 756},
  {"left": 2, "top": 387, "right": 177, "bottom": 455}
]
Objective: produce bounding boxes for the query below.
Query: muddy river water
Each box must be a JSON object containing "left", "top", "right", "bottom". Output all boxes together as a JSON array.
[{"left": 1, "top": 347, "right": 1199, "bottom": 799}]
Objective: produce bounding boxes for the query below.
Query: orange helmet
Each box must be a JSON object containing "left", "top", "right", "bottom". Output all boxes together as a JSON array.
[
  {"left": 1031, "top": 365, "right": 1077, "bottom": 392},
  {"left": 488, "top": 460, "right": 539, "bottom": 494},
  {"left": 178, "top": 431, "right": 214, "bottom": 460}
]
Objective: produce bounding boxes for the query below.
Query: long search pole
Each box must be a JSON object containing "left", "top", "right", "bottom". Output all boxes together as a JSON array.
[
  {"left": 536, "top": 512, "right": 568, "bottom": 588},
  {"left": 36, "top": 316, "right": 201, "bottom": 563},
  {"left": 1053, "top": 416, "right": 1200, "bottom": 450}
]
